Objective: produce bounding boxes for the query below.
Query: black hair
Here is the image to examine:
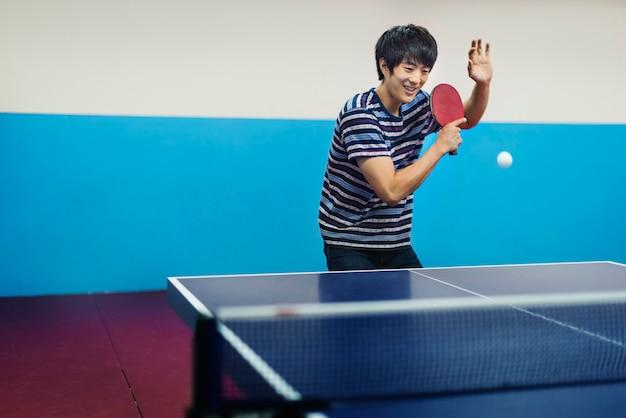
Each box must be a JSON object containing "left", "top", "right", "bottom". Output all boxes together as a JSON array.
[{"left": 375, "top": 24, "right": 438, "bottom": 80}]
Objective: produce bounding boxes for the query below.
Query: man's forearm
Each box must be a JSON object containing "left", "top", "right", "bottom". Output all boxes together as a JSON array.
[{"left": 463, "top": 82, "right": 490, "bottom": 129}]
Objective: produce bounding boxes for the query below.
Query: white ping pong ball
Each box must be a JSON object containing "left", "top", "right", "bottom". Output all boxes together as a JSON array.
[{"left": 497, "top": 151, "right": 513, "bottom": 168}]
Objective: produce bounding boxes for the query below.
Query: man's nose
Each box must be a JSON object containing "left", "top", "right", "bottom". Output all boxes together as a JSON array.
[{"left": 410, "top": 75, "right": 423, "bottom": 86}]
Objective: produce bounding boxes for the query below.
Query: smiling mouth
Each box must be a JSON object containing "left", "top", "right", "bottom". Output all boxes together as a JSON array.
[{"left": 404, "top": 85, "right": 418, "bottom": 94}]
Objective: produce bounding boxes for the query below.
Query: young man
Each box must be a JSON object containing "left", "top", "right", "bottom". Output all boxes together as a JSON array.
[{"left": 318, "top": 24, "right": 493, "bottom": 271}]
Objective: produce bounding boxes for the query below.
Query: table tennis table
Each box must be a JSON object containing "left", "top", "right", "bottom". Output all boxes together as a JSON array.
[{"left": 167, "top": 261, "right": 626, "bottom": 417}]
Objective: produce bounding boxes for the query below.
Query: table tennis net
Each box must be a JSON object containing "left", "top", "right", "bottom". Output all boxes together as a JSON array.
[{"left": 210, "top": 298, "right": 626, "bottom": 403}]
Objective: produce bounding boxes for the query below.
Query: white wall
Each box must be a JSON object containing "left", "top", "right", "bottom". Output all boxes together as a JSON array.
[{"left": 1, "top": 0, "right": 625, "bottom": 123}]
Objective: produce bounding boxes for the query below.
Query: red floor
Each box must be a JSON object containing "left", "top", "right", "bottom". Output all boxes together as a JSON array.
[{"left": 0, "top": 291, "right": 192, "bottom": 418}]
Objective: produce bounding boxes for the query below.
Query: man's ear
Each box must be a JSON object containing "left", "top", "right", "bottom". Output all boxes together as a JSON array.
[{"left": 378, "top": 57, "right": 390, "bottom": 78}]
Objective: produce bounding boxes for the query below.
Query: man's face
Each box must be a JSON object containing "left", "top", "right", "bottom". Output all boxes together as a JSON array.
[{"left": 383, "top": 58, "right": 431, "bottom": 104}]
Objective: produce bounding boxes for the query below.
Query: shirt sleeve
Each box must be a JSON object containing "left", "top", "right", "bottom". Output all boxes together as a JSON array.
[{"left": 340, "top": 109, "right": 390, "bottom": 162}]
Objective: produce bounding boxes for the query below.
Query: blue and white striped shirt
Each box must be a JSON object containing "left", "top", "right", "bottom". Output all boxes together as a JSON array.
[{"left": 319, "top": 88, "right": 439, "bottom": 249}]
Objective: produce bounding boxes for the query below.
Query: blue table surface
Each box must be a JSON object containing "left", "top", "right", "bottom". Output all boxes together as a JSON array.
[{"left": 170, "top": 262, "right": 626, "bottom": 313}]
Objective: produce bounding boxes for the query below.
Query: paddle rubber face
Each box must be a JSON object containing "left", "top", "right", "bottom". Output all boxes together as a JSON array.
[
  {"left": 430, "top": 83, "right": 464, "bottom": 155},
  {"left": 430, "top": 83, "right": 464, "bottom": 126}
]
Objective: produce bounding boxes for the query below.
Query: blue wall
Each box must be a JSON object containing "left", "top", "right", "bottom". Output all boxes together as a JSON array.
[
  {"left": 415, "top": 123, "right": 626, "bottom": 267},
  {"left": 1, "top": 113, "right": 625, "bottom": 296}
]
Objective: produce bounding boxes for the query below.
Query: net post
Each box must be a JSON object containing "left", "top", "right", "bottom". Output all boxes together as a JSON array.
[{"left": 186, "top": 313, "right": 222, "bottom": 418}]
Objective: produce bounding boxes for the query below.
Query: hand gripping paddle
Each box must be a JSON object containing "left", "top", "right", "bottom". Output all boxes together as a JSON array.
[{"left": 430, "top": 83, "right": 464, "bottom": 155}]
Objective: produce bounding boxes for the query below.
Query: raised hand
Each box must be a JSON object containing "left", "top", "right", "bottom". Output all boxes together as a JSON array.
[{"left": 467, "top": 39, "right": 493, "bottom": 85}]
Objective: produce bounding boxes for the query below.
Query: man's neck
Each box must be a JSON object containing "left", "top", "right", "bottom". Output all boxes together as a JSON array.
[{"left": 374, "top": 84, "right": 401, "bottom": 116}]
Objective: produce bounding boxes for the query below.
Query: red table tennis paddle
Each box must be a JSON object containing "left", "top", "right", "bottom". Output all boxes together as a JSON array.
[{"left": 430, "top": 83, "right": 464, "bottom": 155}]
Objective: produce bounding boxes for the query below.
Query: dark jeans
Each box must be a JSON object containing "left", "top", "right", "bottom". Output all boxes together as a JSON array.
[{"left": 323, "top": 244, "right": 423, "bottom": 271}]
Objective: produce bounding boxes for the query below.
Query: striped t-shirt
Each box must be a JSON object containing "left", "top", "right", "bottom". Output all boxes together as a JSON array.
[{"left": 318, "top": 88, "right": 439, "bottom": 249}]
